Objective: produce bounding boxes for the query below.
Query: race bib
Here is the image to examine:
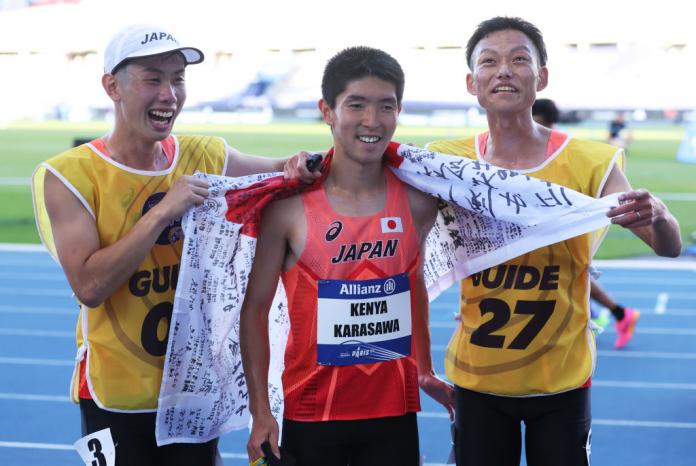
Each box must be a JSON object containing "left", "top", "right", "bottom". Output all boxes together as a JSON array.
[
  {"left": 317, "top": 274, "right": 412, "bottom": 366},
  {"left": 74, "top": 428, "right": 115, "bottom": 466}
]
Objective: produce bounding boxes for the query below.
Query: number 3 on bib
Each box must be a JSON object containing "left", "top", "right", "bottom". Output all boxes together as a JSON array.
[{"left": 74, "top": 428, "right": 115, "bottom": 466}]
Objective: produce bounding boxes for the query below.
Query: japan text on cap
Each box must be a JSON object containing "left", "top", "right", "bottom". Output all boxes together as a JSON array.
[{"left": 104, "top": 24, "right": 204, "bottom": 74}]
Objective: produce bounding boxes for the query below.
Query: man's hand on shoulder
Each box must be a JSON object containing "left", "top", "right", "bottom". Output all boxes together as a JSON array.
[{"left": 283, "top": 151, "right": 324, "bottom": 183}]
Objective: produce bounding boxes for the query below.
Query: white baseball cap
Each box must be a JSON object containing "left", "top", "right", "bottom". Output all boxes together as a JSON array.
[{"left": 104, "top": 24, "right": 204, "bottom": 74}]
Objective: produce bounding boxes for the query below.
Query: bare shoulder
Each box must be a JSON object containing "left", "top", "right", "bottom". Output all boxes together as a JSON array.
[
  {"left": 258, "top": 193, "right": 307, "bottom": 269},
  {"left": 405, "top": 184, "right": 438, "bottom": 237},
  {"left": 259, "top": 193, "right": 305, "bottom": 241},
  {"left": 263, "top": 193, "right": 304, "bottom": 222},
  {"left": 406, "top": 183, "right": 437, "bottom": 211},
  {"left": 600, "top": 163, "right": 632, "bottom": 197}
]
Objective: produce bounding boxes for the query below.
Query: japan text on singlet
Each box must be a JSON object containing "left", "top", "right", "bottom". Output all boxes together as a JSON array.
[
  {"left": 427, "top": 132, "right": 624, "bottom": 396},
  {"left": 32, "top": 135, "right": 227, "bottom": 411},
  {"left": 281, "top": 168, "right": 422, "bottom": 421}
]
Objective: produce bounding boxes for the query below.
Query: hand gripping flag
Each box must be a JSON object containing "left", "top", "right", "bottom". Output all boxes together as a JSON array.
[{"left": 156, "top": 142, "right": 620, "bottom": 445}]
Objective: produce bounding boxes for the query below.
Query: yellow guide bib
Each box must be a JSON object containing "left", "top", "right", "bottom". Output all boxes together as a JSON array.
[
  {"left": 427, "top": 134, "right": 623, "bottom": 396},
  {"left": 32, "top": 135, "right": 227, "bottom": 411}
]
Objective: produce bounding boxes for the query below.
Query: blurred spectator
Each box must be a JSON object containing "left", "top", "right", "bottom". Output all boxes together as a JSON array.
[{"left": 607, "top": 112, "right": 633, "bottom": 148}]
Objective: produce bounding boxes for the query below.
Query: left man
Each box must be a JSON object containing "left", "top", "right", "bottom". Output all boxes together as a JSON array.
[{"left": 32, "top": 24, "right": 317, "bottom": 466}]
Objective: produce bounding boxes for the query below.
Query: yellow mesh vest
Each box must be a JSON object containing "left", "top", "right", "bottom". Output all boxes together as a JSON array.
[
  {"left": 32, "top": 135, "right": 227, "bottom": 411},
  {"left": 427, "top": 134, "right": 624, "bottom": 395}
]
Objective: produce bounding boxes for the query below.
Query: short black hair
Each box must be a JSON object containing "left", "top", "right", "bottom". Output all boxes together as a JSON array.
[
  {"left": 532, "top": 98, "right": 559, "bottom": 126},
  {"left": 111, "top": 51, "right": 187, "bottom": 76},
  {"left": 321, "top": 46, "right": 404, "bottom": 109},
  {"left": 466, "top": 16, "right": 547, "bottom": 69}
]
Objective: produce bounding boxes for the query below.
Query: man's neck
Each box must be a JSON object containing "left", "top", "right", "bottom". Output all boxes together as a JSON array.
[
  {"left": 484, "top": 114, "right": 551, "bottom": 170},
  {"left": 324, "top": 149, "right": 387, "bottom": 216},
  {"left": 103, "top": 131, "right": 168, "bottom": 171}
]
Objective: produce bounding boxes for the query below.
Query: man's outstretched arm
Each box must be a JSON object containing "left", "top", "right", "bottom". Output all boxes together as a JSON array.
[{"left": 602, "top": 165, "right": 682, "bottom": 257}]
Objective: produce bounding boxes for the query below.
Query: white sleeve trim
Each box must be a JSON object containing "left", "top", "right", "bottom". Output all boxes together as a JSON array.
[
  {"left": 595, "top": 147, "right": 624, "bottom": 199},
  {"left": 221, "top": 138, "right": 231, "bottom": 176},
  {"left": 41, "top": 163, "right": 95, "bottom": 220}
]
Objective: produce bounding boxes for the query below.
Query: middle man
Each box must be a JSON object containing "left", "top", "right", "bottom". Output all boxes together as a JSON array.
[{"left": 240, "top": 46, "right": 454, "bottom": 466}]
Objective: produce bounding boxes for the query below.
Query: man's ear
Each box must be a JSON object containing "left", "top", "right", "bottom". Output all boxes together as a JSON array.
[
  {"left": 102, "top": 73, "right": 120, "bottom": 102},
  {"left": 536, "top": 66, "right": 549, "bottom": 92},
  {"left": 466, "top": 73, "right": 477, "bottom": 96},
  {"left": 318, "top": 99, "right": 334, "bottom": 126}
]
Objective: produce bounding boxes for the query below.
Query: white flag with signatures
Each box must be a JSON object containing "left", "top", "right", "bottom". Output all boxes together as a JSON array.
[{"left": 155, "top": 142, "right": 619, "bottom": 445}]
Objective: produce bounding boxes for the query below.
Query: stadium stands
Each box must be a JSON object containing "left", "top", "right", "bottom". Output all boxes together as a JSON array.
[{"left": 1, "top": 0, "right": 695, "bottom": 123}]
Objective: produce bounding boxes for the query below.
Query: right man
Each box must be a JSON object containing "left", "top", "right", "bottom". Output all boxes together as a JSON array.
[{"left": 428, "top": 16, "right": 681, "bottom": 466}]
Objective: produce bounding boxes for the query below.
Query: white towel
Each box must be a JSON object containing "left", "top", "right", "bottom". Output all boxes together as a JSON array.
[{"left": 155, "top": 142, "right": 619, "bottom": 445}]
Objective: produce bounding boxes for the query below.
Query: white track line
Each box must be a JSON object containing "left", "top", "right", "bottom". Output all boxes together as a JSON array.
[
  {"left": 0, "top": 243, "right": 47, "bottom": 252},
  {"left": 0, "top": 288, "right": 72, "bottom": 297},
  {"left": 592, "top": 380, "right": 696, "bottom": 390},
  {"left": 602, "top": 327, "right": 696, "bottom": 335},
  {"left": 0, "top": 260, "right": 60, "bottom": 269},
  {"left": 430, "top": 346, "right": 696, "bottom": 359},
  {"left": 432, "top": 307, "right": 696, "bottom": 317},
  {"left": 655, "top": 292, "right": 670, "bottom": 314},
  {"left": 4, "top": 375, "right": 696, "bottom": 407},
  {"left": 654, "top": 309, "right": 696, "bottom": 316},
  {"left": 593, "top": 259, "right": 696, "bottom": 271},
  {"left": 0, "top": 328, "right": 73, "bottom": 338},
  {"left": 218, "top": 452, "right": 251, "bottom": 459},
  {"left": 592, "top": 419, "right": 696, "bottom": 429},
  {"left": 0, "top": 305, "right": 77, "bottom": 315},
  {"left": 10, "top": 349, "right": 696, "bottom": 365},
  {"left": 0, "top": 441, "right": 74, "bottom": 451},
  {"left": 428, "top": 322, "right": 696, "bottom": 335},
  {"left": 595, "top": 276, "right": 694, "bottom": 286},
  {"left": 417, "top": 412, "right": 696, "bottom": 429},
  {"left": 610, "top": 291, "right": 694, "bottom": 299},
  {"left": 596, "top": 350, "right": 696, "bottom": 359},
  {"left": 0, "top": 272, "right": 67, "bottom": 280},
  {"left": 0, "top": 357, "right": 74, "bottom": 366},
  {"left": 0, "top": 440, "right": 450, "bottom": 465},
  {"left": 0, "top": 393, "right": 70, "bottom": 402}
]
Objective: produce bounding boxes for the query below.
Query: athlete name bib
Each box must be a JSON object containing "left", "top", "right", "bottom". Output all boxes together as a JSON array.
[{"left": 316, "top": 274, "right": 412, "bottom": 366}]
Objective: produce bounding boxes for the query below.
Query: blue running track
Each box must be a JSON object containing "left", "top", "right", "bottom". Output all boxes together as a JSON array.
[{"left": 1, "top": 245, "right": 695, "bottom": 465}]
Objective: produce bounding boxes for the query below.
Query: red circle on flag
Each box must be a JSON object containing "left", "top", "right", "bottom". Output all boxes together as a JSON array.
[{"left": 387, "top": 220, "right": 396, "bottom": 230}]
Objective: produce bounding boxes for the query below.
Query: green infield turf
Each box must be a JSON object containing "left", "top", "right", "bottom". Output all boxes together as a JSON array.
[{"left": 1, "top": 121, "right": 694, "bottom": 258}]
